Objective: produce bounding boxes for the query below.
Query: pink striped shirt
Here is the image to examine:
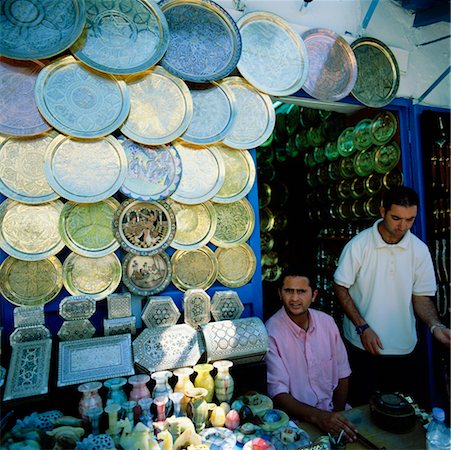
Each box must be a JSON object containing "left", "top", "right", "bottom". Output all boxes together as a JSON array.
[{"left": 265, "top": 307, "right": 351, "bottom": 411}]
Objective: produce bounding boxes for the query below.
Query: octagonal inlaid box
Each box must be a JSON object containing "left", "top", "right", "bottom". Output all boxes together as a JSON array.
[{"left": 141, "top": 296, "right": 180, "bottom": 328}]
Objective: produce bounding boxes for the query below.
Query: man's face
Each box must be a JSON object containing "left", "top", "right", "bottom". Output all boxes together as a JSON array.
[
  {"left": 278, "top": 275, "right": 317, "bottom": 319},
  {"left": 380, "top": 204, "right": 417, "bottom": 242}
]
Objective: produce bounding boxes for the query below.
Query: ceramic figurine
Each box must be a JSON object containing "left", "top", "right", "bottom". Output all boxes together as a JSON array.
[
  {"left": 173, "top": 427, "right": 203, "bottom": 450},
  {"left": 213, "top": 360, "right": 234, "bottom": 403},
  {"left": 78, "top": 381, "right": 103, "bottom": 421},
  {"left": 185, "top": 387, "right": 209, "bottom": 433},
  {"left": 129, "top": 422, "right": 158, "bottom": 450},
  {"left": 193, "top": 364, "right": 214, "bottom": 403},
  {"left": 173, "top": 367, "right": 195, "bottom": 414},
  {"left": 158, "top": 429, "right": 173, "bottom": 450}
]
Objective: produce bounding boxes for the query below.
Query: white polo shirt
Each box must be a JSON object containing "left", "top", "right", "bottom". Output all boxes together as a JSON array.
[{"left": 334, "top": 219, "right": 437, "bottom": 355}]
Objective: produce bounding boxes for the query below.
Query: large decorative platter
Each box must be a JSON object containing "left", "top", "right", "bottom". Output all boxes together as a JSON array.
[
  {"left": 210, "top": 199, "right": 255, "bottom": 248},
  {"left": 370, "top": 111, "right": 397, "bottom": 145},
  {"left": 0, "top": 133, "right": 59, "bottom": 204},
  {"left": 122, "top": 251, "right": 172, "bottom": 296},
  {"left": 120, "top": 67, "right": 193, "bottom": 145},
  {"left": 119, "top": 138, "right": 182, "bottom": 201},
  {"left": 0, "top": 58, "right": 52, "bottom": 137},
  {"left": 0, "top": 0, "right": 85, "bottom": 60},
  {"left": 171, "top": 246, "right": 218, "bottom": 291},
  {"left": 351, "top": 37, "right": 400, "bottom": 108},
  {"left": 0, "top": 199, "right": 65, "bottom": 261},
  {"left": 215, "top": 243, "right": 256, "bottom": 288},
  {"left": 301, "top": 28, "right": 357, "bottom": 102},
  {"left": 212, "top": 146, "right": 256, "bottom": 203},
  {"left": 113, "top": 198, "right": 176, "bottom": 255},
  {"left": 159, "top": 0, "right": 241, "bottom": 82},
  {"left": 374, "top": 141, "right": 401, "bottom": 174},
  {"left": 132, "top": 324, "right": 202, "bottom": 373},
  {"left": 71, "top": 0, "right": 169, "bottom": 74},
  {"left": 0, "top": 256, "right": 63, "bottom": 307},
  {"left": 35, "top": 55, "right": 130, "bottom": 138},
  {"left": 221, "top": 77, "right": 275, "bottom": 150},
  {"left": 168, "top": 199, "right": 217, "bottom": 250},
  {"left": 237, "top": 11, "right": 309, "bottom": 96},
  {"left": 45, "top": 134, "right": 128, "bottom": 203},
  {"left": 62, "top": 251, "right": 122, "bottom": 300},
  {"left": 181, "top": 81, "right": 236, "bottom": 145},
  {"left": 57, "top": 334, "right": 135, "bottom": 387},
  {"left": 170, "top": 142, "right": 225, "bottom": 204},
  {"left": 353, "top": 148, "right": 375, "bottom": 177},
  {"left": 59, "top": 198, "right": 120, "bottom": 257}
]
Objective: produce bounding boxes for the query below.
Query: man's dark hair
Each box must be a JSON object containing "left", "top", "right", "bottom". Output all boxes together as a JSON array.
[
  {"left": 382, "top": 186, "right": 419, "bottom": 211},
  {"left": 278, "top": 265, "right": 317, "bottom": 291}
]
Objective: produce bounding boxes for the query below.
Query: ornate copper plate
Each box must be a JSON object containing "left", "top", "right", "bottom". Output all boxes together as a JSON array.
[
  {"left": 0, "top": 132, "right": 59, "bottom": 203},
  {"left": 370, "top": 111, "right": 398, "bottom": 145},
  {"left": 374, "top": 141, "right": 401, "bottom": 174},
  {"left": 59, "top": 198, "right": 120, "bottom": 258},
  {"left": 0, "top": 0, "right": 85, "bottom": 60},
  {"left": 353, "top": 147, "right": 375, "bottom": 177},
  {"left": 71, "top": 0, "right": 168, "bottom": 74},
  {"left": 0, "top": 199, "right": 65, "bottom": 261},
  {"left": 352, "top": 119, "right": 373, "bottom": 151},
  {"left": 301, "top": 28, "right": 357, "bottom": 102},
  {"left": 62, "top": 251, "right": 122, "bottom": 300},
  {"left": 35, "top": 56, "right": 130, "bottom": 138},
  {"left": 237, "top": 11, "right": 309, "bottom": 96},
  {"left": 113, "top": 198, "right": 176, "bottom": 255},
  {"left": 210, "top": 199, "right": 255, "bottom": 248},
  {"left": 0, "top": 58, "right": 51, "bottom": 137},
  {"left": 159, "top": 0, "right": 241, "bottom": 82},
  {"left": 170, "top": 142, "right": 225, "bottom": 204},
  {"left": 45, "top": 134, "right": 128, "bottom": 203},
  {"left": 120, "top": 67, "right": 193, "bottom": 145},
  {"left": 215, "top": 243, "right": 256, "bottom": 288},
  {"left": 337, "top": 127, "right": 356, "bottom": 157},
  {"left": 119, "top": 138, "right": 182, "bottom": 201},
  {"left": 122, "top": 251, "right": 172, "bottom": 296},
  {"left": 171, "top": 246, "right": 218, "bottom": 291},
  {"left": 212, "top": 146, "right": 256, "bottom": 203},
  {"left": 0, "top": 256, "right": 63, "bottom": 306},
  {"left": 351, "top": 37, "right": 400, "bottom": 108},
  {"left": 181, "top": 80, "right": 236, "bottom": 145},
  {"left": 168, "top": 199, "right": 217, "bottom": 250},
  {"left": 221, "top": 77, "right": 275, "bottom": 150},
  {"left": 382, "top": 167, "right": 404, "bottom": 190}
]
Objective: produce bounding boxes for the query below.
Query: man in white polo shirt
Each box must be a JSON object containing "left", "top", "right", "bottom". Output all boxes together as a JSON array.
[{"left": 333, "top": 186, "right": 450, "bottom": 406}]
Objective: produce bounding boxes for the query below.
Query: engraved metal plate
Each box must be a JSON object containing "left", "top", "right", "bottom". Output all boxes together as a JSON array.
[
  {"left": 374, "top": 141, "right": 401, "bottom": 174},
  {"left": 0, "top": 58, "right": 52, "bottom": 137},
  {"left": 351, "top": 37, "right": 400, "bottom": 108},
  {"left": 0, "top": 133, "right": 60, "bottom": 204},
  {"left": 3, "top": 339, "right": 52, "bottom": 401},
  {"left": 104, "top": 316, "right": 136, "bottom": 336},
  {"left": 57, "top": 334, "right": 135, "bottom": 387},
  {"left": 221, "top": 77, "right": 275, "bottom": 150},
  {"left": 45, "top": 134, "right": 128, "bottom": 203},
  {"left": 183, "top": 289, "right": 211, "bottom": 328},
  {"left": 370, "top": 111, "right": 398, "bottom": 145},
  {"left": 212, "top": 146, "right": 256, "bottom": 203},
  {"left": 35, "top": 55, "right": 130, "bottom": 138},
  {"left": 181, "top": 81, "right": 236, "bottom": 145},
  {"left": 9, "top": 325, "right": 51, "bottom": 345},
  {"left": 237, "top": 11, "right": 309, "bottom": 96},
  {"left": 159, "top": 0, "right": 241, "bottom": 82},
  {"left": 71, "top": 0, "right": 169, "bottom": 74},
  {"left": 0, "top": 0, "right": 85, "bottom": 60},
  {"left": 171, "top": 246, "right": 218, "bottom": 292},
  {"left": 0, "top": 256, "right": 63, "bottom": 307},
  {"left": 132, "top": 324, "right": 201, "bottom": 372},
  {"left": 121, "top": 68, "right": 192, "bottom": 147},
  {"left": 122, "top": 251, "right": 172, "bottom": 296},
  {"left": 13, "top": 305, "right": 45, "bottom": 327},
  {"left": 107, "top": 293, "right": 132, "bottom": 319},
  {"left": 59, "top": 198, "right": 120, "bottom": 257},
  {"left": 211, "top": 290, "right": 244, "bottom": 321},
  {"left": 114, "top": 198, "right": 176, "bottom": 255},
  {"left": 0, "top": 199, "right": 65, "bottom": 261},
  {"left": 119, "top": 138, "right": 182, "bottom": 201},
  {"left": 59, "top": 295, "right": 96, "bottom": 320},
  {"left": 382, "top": 167, "right": 404, "bottom": 190},
  {"left": 301, "top": 28, "right": 357, "bottom": 102},
  {"left": 142, "top": 296, "right": 181, "bottom": 328},
  {"left": 337, "top": 127, "right": 356, "bottom": 157},
  {"left": 352, "top": 118, "right": 373, "bottom": 151},
  {"left": 62, "top": 252, "right": 122, "bottom": 300},
  {"left": 210, "top": 199, "right": 255, "bottom": 248},
  {"left": 57, "top": 319, "right": 96, "bottom": 341},
  {"left": 215, "top": 243, "right": 257, "bottom": 288},
  {"left": 168, "top": 199, "right": 217, "bottom": 250},
  {"left": 353, "top": 147, "right": 375, "bottom": 177},
  {"left": 170, "top": 142, "right": 225, "bottom": 204}
]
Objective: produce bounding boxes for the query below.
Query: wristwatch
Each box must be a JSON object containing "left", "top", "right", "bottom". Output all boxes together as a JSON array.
[
  {"left": 355, "top": 324, "right": 370, "bottom": 335},
  {"left": 430, "top": 323, "right": 446, "bottom": 334}
]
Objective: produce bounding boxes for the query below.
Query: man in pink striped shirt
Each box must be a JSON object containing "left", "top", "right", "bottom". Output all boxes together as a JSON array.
[{"left": 265, "top": 267, "right": 357, "bottom": 442}]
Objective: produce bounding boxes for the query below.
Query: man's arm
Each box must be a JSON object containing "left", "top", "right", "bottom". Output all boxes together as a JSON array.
[
  {"left": 273, "top": 392, "right": 357, "bottom": 442},
  {"left": 413, "top": 295, "right": 451, "bottom": 347},
  {"left": 332, "top": 377, "right": 349, "bottom": 412}
]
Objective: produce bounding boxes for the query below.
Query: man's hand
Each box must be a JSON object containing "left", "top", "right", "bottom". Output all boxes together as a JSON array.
[
  {"left": 433, "top": 325, "right": 451, "bottom": 348},
  {"left": 312, "top": 409, "right": 357, "bottom": 442},
  {"left": 360, "top": 328, "right": 384, "bottom": 355}
]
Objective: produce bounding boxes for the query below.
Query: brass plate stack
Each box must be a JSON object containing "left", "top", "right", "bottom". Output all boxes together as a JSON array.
[{"left": 237, "top": 11, "right": 309, "bottom": 96}]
